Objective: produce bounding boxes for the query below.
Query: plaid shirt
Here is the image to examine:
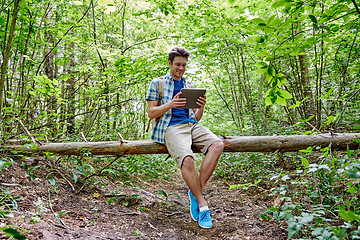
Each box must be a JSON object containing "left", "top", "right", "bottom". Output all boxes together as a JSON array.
[{"left": 146, "top": 73, "right": 196, "bottom": 144}]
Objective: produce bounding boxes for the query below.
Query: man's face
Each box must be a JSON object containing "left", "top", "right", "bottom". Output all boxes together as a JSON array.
[{"left": 169, "top": 56, "right": 187, "bottom": 80}]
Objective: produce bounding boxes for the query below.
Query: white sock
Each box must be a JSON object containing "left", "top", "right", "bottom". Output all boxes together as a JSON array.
[{"left": 199, "top": 206, "right": 209, "bottom": 212}]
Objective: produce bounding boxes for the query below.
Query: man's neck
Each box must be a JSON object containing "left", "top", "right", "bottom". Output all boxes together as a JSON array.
[{"left": 170, "top": 74, "right": 182, "bottom": 81}]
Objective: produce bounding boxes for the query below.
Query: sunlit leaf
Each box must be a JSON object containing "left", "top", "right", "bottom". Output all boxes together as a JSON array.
[
  {"left": 278, "top": 90, "right": 292, "bottom": 99},
  {"left": 302, "top": 157, "right": 309, "bottom": 168}
]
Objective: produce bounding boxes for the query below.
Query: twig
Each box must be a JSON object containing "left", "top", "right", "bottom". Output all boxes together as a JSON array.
[
  {"left": 103, "top": 211, "right": 140, "bottom": 216},
  {"left": 164, "top": 211, "right": 184, "bottom": 217},
  {"left": 17, "top": 119, "right": 39, "bottom": 146},
  {"left": 305, "top": 121, "right": 320, "bottom": 133},
  {"left": 35, "top": 2, "right": 92, "bottom": 75},
  {"left": 80, "top": 132, "right": 87, "bottom": 142},
  {"left": 351, "top": 0, "right": 360, "bottom": 15},
  {"left": 76, "top": 156, "right": 122, "bottom": 194},
  {"left": 220, "top": 133, "right": 228, "bottom": 139},
  {"left": 1, "top": 183, "right": 21, "bottom": 187},
  {"left": 104, "top": 193, "right": 127, "bottom": 198},
  {"left": 48, "top": 190, "right": 68, "bottom": 228},
  {"left": 117, "top": 133, "right": 128, "bottom": 144},
  {"left": 333, "top": 89, "right": 360, "bottom": 131},
  {"left": 52, "top": 168, "right": 75, "bottom": 191}
]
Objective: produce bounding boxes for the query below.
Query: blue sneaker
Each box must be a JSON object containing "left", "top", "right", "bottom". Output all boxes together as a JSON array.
[
  {"left": 198, "top": 210, "right": 212, "bottom": 229},
  {"left": 188, "top": 190, "right": 199, "bottom": 221}
]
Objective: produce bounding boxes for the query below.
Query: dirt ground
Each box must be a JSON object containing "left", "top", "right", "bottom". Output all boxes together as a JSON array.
[{"left": 0, "top": 160, "right": 287, "bottom": 240}]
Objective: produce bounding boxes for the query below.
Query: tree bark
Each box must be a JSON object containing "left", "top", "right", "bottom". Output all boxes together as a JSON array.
[
  {"left": 66, "top": 17, "right": 75, "bottom": 135},
  {"left": 295, "top": 27, "right": 316, "bottom": 123},
  {"left": 0, "top": 0, "right": 21, "bottom": 119},
  {"left": 4, "top": 133, "right": 359, "bottom": 156}
]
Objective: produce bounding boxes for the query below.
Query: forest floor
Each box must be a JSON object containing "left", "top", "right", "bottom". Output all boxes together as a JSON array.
[{"left": 0, "top": 158, "right": 288, "bottom": 240}]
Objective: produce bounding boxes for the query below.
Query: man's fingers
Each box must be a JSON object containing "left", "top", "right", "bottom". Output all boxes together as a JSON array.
[
  {"left": 174, "top": 92, "right": 183, "bottom": 98},
  {"left": 175, "top": 99, "right": 186, "bottom": 106}
]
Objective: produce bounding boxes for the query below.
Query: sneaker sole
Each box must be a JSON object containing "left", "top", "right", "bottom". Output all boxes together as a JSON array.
[{"left": 199, "top": 224, "right": 212, "bottom": 229}]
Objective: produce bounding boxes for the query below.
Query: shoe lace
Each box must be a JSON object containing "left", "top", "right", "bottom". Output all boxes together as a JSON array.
[{"left": 200, "top": 210, "right": 211, "bottom": 221}]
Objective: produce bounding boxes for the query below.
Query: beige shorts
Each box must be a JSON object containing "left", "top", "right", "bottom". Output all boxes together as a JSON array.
[{"left": 164, "top": 122, "right": 221, "bottom": 168}]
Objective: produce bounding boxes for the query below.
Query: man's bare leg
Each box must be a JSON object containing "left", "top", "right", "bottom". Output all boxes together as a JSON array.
[
  {"left": 199, "top": 141, "right": 224, "bottom": 191},
  {"left": 181, "top": 141, "right": 223, "bottom": 207},
  {"left": 181, "top": 156, "right": 207, "bottom": 207}
]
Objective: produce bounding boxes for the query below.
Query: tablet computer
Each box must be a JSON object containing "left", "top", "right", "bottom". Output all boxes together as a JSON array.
[{"left": 178, "top": 88, "right": 206, "bottom": 109}]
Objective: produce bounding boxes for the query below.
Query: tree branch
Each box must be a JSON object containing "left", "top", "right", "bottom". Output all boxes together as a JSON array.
[
  {"left": 121, "top": 36, "right": 180, "bottom": 54},
  {"left": 35, "top": 2, "right": 92, "bottom": 75},
  {"left": 351, "top": 0, "right": 360, "bottom": 15}
]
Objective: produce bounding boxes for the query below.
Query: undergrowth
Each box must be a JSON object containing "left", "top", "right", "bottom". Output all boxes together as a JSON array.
[
  {"left": 216, "top": 145, "right": 360, "bottom": 239},
  {"left": 261, "top": 147, "right": 360, "bottom": 239}
]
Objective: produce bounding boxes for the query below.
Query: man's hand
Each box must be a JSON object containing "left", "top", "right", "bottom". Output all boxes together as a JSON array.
[
  {"left": 171, "top": 92, "right": 186, "bottom": 108},
  {"left": 196, "top": 95, "right": 206, "bottom": 109}
]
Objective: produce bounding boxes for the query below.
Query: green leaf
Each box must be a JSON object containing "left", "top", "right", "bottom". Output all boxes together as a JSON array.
[
  {"left": 325, "top": 115, "right": 335, "bottom": 125},
  {"left": 0, "top": 227, "right": 27, "bottom": 240},
  {"left": 278, "top": 90, "right": 292, "bottom": 99},
  {"left": 318, "top": 88, "right": 334, "bottom": 100},
  {"left": 347, "top": 186, "right": 357, "bottom": 194},
  {"left": 276, "top": 96, "right": 287, "bottom": 106},
  {"left": 0, "top": 160, "right": 12, "bottom": 171},
  {"left": 272, "top": 0, "right": 290, "bottom": 9},
  {"left": 309, "top": 15, "right": 318, "bottom": 24},
  {"left": 168, "top": 193, "right": 181, "bottom": 199},
  {"left": 339, "top": 209, "right": 360, "bottom": 222},
  {"left": 73, "top": 173, "right": 78, "bottom": 183},
  {"left": 265, "top": 96, "right": 273, "bottom": 106},
  {"left": 301, "top": 157, "right": 309, "bottom": 168},
  {"left": 251, "top": 17, "right": 266, "bottom": 25},
  {"left": 267, "top": 66, "right": 275, "bottom": 77},
  {"left": 255, "top": 62, "right": 267, "bottom": 68},
  {"left": 56, "top": 210, "right": 69, "bottom": 217},
  {"left": 48, "top": 177, "right": 55, "bottom": 186},
  {"left": 255, "top": 67, "right": 268, "bottom": 75},
  {"left": 156, "top": 190, "right": 168, "bottom": 199},
  {"left": 299, "top": 146, "right": 314, "bottom": 154}
]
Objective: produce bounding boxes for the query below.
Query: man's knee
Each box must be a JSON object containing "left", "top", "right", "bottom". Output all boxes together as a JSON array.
[
  {"left": 181, "top": 155, "right": 195, "bottom": 170},
  {"left": 210, "top": 141, "right": 224, "bottom": 154}
]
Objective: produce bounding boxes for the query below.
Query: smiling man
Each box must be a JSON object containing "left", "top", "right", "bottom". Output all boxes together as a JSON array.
[{"left": 146, "top": 47, "right": 224, "bottom": 228}]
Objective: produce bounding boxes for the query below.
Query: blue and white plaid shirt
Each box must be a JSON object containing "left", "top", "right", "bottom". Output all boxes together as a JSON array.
[{"left": 146, "top": 73, "right": 196, "bottom": 144}]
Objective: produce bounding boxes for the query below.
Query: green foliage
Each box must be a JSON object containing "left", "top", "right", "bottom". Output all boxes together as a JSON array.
[
  {"left": 0, "top": 188, "right": 20, "bottom": 218},
  {"left": 263, "top": 148, "right": 360, "bottom": 239},
  {"left": 156, "top": 190, "right": 181, "bottom": 200},
  {"left": 0, "top": 158, "right": 13, "bottom": 172},
  {"left": 1, "top": 0, "right": 360, "bottom": 237},
  {"left": 215, "top": 153, "right": 276, "bottom": 183},
  {"left": 0, "top": 188, "right": 26, "bottom": 239},
  {"left": 0, "top": 227, "right": 27, "bottom": 240}
]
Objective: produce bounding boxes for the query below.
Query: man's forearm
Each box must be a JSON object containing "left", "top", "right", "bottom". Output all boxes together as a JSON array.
[
  {"left": 148, "top": 102, "right": 172, "bottom": 120},
  {"left": 194, "top": 108, "right": 204, "bottom": 121}
]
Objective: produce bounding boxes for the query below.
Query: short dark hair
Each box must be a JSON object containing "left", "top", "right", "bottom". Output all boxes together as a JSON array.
[{"left": 168, "top": 47, "right": 190, "bottom": 63}]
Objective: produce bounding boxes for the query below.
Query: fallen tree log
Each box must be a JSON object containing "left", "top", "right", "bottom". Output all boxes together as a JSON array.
[{"left": 2, "top": 133, "right": 359, "bottom": 156}]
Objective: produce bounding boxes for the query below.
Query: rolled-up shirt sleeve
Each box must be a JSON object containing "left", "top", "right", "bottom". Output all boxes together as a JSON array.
[{"left": 146, "top": 79, "right": 159, "bottom": 101}]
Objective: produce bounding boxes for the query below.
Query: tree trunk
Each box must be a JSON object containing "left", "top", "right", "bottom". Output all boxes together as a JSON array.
[
  {"left": 66, "top": 20, "right": 76, "bottom": 135},
  {"left": 44, "top": 7, "right": 57, "bottom": 137},
  {"left": 0, "top": 0, "right": 21, "bottom": 119},
  {"left": 4, "top": 133, "right": 359, "bottom": 156},
  {"left": 295, "top": 27, "right": 316, "bottom": 123}
]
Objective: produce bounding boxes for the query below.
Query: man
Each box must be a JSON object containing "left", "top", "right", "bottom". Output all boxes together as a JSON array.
[{"left": 146, "top": 47, "right": 223, "bottom": 229}]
